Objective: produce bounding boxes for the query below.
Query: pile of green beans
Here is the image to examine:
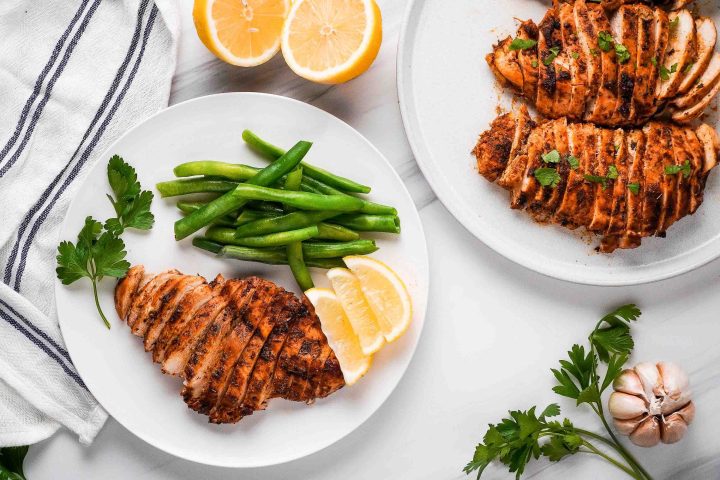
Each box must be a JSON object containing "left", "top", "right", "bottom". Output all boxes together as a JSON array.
[{"left": 158, "top": 130, "right": 401, "bottom": 290}]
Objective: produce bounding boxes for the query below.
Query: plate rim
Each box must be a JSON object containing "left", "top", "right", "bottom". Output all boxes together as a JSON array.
[
  {"left": 396, "top": 0, "right": 720, "bottom": 287},
  {"left": 56, "top": 91, "right": 429, "bottom": 468}
]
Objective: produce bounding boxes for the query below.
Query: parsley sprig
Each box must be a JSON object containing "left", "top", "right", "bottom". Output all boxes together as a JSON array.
[
  {"left": 0, "top": 446, "right": 28, "bottom": 480},
  {"left": 56, "top": 156, "right": 152, "bottom": 329},
  {"left": 465, "top": 306, "right": 652, "bottom": 480}
]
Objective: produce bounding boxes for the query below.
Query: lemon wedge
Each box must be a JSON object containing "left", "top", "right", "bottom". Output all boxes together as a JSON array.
[
  {"left": 305, "top": 288, "right": 372, "bottom": 385},
  {"left": 327, "top": 268, "right": 385, "bottom": 355},
  {"left": 280, "top": 0, "right": 382, "bottom": 84},
  {"left": 344, "top": 256, "right": 412, "bottom": 343},
  {"left": 193, "top": 0, "right": 289, "bottom": 67}
]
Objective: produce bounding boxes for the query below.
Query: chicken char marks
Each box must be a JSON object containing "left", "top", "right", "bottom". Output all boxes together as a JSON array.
[
  {"left": 114, "top": 268, "right": 345, "bottom": 423},
  {"left": 487, "top": 0, "right": 719, "bottom": 126},
  {"left": 474, "top": 107, "right": 719, "bottom": 252}
]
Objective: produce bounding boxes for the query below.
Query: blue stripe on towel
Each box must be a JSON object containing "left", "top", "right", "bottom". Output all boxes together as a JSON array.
[
  {"left": 4, "top": 0, "right": 156, "bottom": 290},
  {"left": 0, "top": 302, "right": 87, "bottom": 390},
  {"left": 0, "top": 0, "right": 92, "bottom": 162},
  {"left": 0, "top": 0, "right": 103, "bottom": 177}
]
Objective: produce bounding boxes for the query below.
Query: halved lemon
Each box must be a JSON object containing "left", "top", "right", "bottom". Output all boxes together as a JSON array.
[
  {"left": 344, "top": 256, "right": 412, "bottom": 343},
  {"left": 193, "top": 0, "right": 290, "bottom": 67},
  {"left": 305, "top": 288, "right": 372, "bottom": 385},
  {"left": 327, "top": 268, "right": 385, "bottom": 355},
  {"left": 280, "top": 0, "right": 383, "bottom": 84}
]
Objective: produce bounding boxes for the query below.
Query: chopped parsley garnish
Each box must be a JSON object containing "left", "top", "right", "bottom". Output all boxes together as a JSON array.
[
  {"left": 598, "top": 31, "right": 614, "bottom": 52},
  {"left": 509, "top": 38, "right": 538, "bottom": 51},
  {"left": 607, "top": 165, "right": 619, "bottom": 180},
  {"left": 567, "top": 155, "right": 580, "bottom": 170},
  {"left": 542, "top": 150, "right": 561, "bottom": 164},
  {"left": 535, "top": 168, "right": 561, "bottom": 188},
  {"left": 669, "top": 16, "right": 680, "bottom": 30},
  {"left": 665, "top": 160, "right": 691, "bottom": 178},
  {"left": 571, "top": 51, "right": 580, "bottom": 60},
  {"left": 584, "top": 174, "right": 610, "bottom": 190},
  {"left": 628, "top": 182, "right": 640, "bottom": 195},
  {"left": 660, "top": 63, "right": 678, "bottom": 81},
  {"left": 651, "top": 57, "right": 658, "bottom": 67},
  {"left": 683, "top": 62, "right": 694, "bottom": 74},
  {"left": 531, "top": 59, "right": 539, "bottom": 68},
  {"left": 614, "top": 43, "right": 630, "bottom": 64},
  {"left": 544, "top": 46, "right": 561, "bottom": 66}
]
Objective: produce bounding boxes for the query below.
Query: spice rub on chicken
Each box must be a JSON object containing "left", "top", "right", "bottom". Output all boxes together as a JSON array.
[
  {"left": 473, "top": 106, "right": 719, "bottom": 252},
  {"left": 114, "top": 267, "right": 345, "bottom": 423},
  {"left": 487, "top": 0, "right": 720, "bottom": 126}
]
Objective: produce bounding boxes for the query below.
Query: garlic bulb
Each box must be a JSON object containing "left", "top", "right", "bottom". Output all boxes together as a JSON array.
[{"left": 608, "top": 361, "right": 694, "bottom": 447}]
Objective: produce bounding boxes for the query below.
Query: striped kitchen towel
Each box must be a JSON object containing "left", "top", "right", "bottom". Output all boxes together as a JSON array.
[{"left": 0, "top": 0, "right": 179, "bottom": 446}]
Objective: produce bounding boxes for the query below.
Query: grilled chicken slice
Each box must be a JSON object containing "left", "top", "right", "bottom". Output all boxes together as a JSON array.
[
  {"left": 677, "top": 18, "right": 717, "bottom": 94},
  {"left": 563, "top": 0, "right": 694, "bottom": 11},
  {"left": 114, "top": 269, "right": 345, "bottom": 424},
  {"left": 474, "top": 109, "right": 719, "bottom": 252},
  {"left": 488, "top": 5, "right": 719, "bottom": 125},
  {"left": 656, "top": 10, "right": 696, "bottom": 101}
]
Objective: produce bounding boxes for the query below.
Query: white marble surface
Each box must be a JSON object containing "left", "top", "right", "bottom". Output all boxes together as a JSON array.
[{"left": 25, "top": 0, "right": 720, "bottom": 479}]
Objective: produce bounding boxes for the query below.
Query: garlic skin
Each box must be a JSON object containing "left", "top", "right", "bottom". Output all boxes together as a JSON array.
[{"left": 608, "top": 361, "right": 694, "bottom": 447}]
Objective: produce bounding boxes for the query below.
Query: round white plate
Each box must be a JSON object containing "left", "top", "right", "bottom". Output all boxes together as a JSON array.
[
  {"left": 397, "top": 0, "right": 720, "bottom": 286},
  {"left": 56, "top": 93, "right": 428, "bottom": 467}
]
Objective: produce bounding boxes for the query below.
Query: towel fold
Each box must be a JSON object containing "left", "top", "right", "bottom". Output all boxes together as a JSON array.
[{"left": 0, "top": 0, "right": 179, "bottom": 446}]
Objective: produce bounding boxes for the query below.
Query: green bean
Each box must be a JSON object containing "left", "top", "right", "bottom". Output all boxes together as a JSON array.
[
  {"left": 234, "top": 210, "right": 338, "bottom": 238},
  {"left": 287, "top": 242, "right": 313, "bottom": 290},
  {"left": 173, "top": 141, "right": 311, "bottom": 240},
  {"left": 173, "top": 161, "right": 256, "bottom": 181},
  {"left": 192, "top": 237, "right": 224, "bottom": 254},
  {"left": 301, "top": 175, "right": 397, "bottom": 216},
  {"left": 302, "top": 240, "right": 378, "bottom": 258},
  {"left": 218, "top": 245, "right": 345, "bottom": 269},
  {"left": 284, "top": 167, "right": 304, "bottom": 191},
  {"left": 315, "top": 223, "right": 359, "bottom": 241},
  {"left": 331, "top": 214, "right": 401, "bottom": 233},
  {"left": 156, "top": 178, "right": 237, "bottom": 198},
  {"left": 209, "top": 225, "right": 318, "bottom": 247},
  {"left": 242, "top": 129, "right": 371, "bottom": 194},
  {"left": 229, "top": 184, "right": 364, "bottom": 212},
  {"left": 235, "top": 209, "right": 278, "bottom": 225}
]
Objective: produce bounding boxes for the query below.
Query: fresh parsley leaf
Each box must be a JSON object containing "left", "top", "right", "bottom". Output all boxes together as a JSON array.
[
  {"left": 571, "top": 51, "right": 580, "bottom": 60},
  {"left": 534, "top": 168, "right": 561, "bottom": 188},
  {"left": 651, "top": 57, "right": 658, "bottom": 67},
  {"left": 614, "top": 43, "right": 630, "bottom": 64},
  {"left": 660, "top": 63, "right": 678, "bottom": 81},
  {"left": 665, "top": 160, "right": 691, "bottom": 178},
  {"left": 541, "top": 150, "right": 561, "bottom": 164},
  {"left": 669, "top": 16, "right": 680, "bottom": 30},
  {"left": 602, "top": 353, "right": 628, "bottom": 393},
  {"left": 584, "top": 174, "right": 609, "bottom": 190},
  {"left": 540, "top": 403, "right": 561, "bottom": 419},
  {"left": 598, "top": 31, "right": 614, "bottom": 52},
  {"left": 544, "top": 46, "right": 561, "bottom": 66},
  {"left": 510, "top": 38, "right": 538, "bottom": 51},
  {"left": 541, "top": 433, "right": 583, "bottom": 462},
  {"left": 0, "top": 446, "right": 28, "bottom": 480},
  {"left": 607, "top": 165, "right": 619, "bottom": 180},
  {"left": 531, "top": 59, "right": 539, "bottom": 68},
  {"left": 56, "top": 216, "right": 129, "bottom": 329},
  {"left": 106, "top": 155, "right": 155, "bottom": 233},
  {"left": 628, "top": 182, "right": 640, "bottom": 195},
  {"left": 566, "top": 155, "right": 579, "bottom": 170}
]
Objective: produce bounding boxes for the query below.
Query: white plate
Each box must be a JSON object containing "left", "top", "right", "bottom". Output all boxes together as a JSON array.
[
  {"left": 397, "top": 0, "right": 720, "bottom": 286},
  {"left": 56, "top": 93, "right": 428, "bottom": 467}
]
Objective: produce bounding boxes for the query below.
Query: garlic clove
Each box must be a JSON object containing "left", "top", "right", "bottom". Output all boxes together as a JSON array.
[
  {"left": 630, "top": 416, "right": 661, "bottom": 447},
  {"left": 608, "top": 392, "right": 649, "bottom": 420},
  {"left": 660, "top": 412, "right": 688, "bottom": 444},
  {"left": 634, "top": 362, "right": 662, "bottom": 399},
  {"left": 658, "top": 362, "right": 690, "bottom": 399},
  {"left": 613, "top": 369, "right": 647, "bottom": 399},
  {"left": 675, "top": 401, "right": 696, "bottom": 425},
  {"left": 661, "top": 389, "right": 693, "bottom": 415},
  {"left": 613, "top": 415, "right": 646, "bottom": 435}
]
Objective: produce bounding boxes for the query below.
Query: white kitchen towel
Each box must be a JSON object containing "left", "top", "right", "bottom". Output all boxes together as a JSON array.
[{"left": 0, "top": 0, "right": 179, "bottom": 446}]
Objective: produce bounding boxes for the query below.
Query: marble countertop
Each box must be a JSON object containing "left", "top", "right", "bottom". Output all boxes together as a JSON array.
[{"left": 25, "top": 0, "right": 720, "bottom": 478}]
